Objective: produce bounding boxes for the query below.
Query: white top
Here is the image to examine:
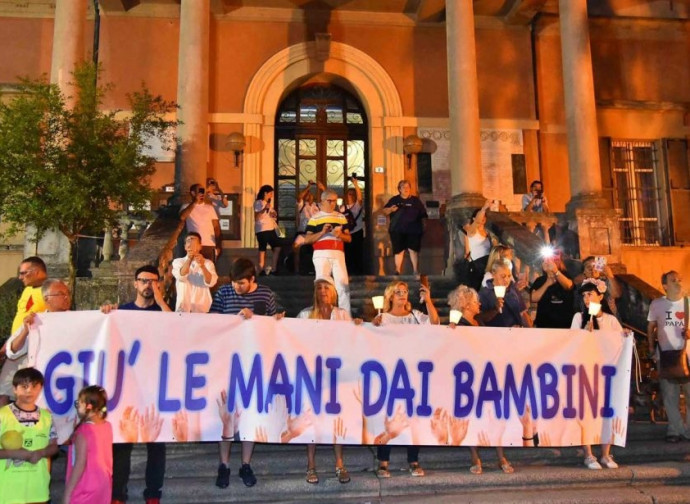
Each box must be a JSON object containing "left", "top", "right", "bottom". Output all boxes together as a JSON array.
[
  {"left": 5, "top": 324, "right": 28, "bottom": 360},
  {"left": 172, "top": 256, "right": 219, "bottom": 313},
  {"left": 648, "top": 296, "right": 687, "bottom": 351},
  {"left": 297, "top": 201, "right": 319, "bottom": 233},
  {"left": 467, "top": 231, "right": 491, "bottom": 259},
  {"left": 296, "top": 306, "right": 351, "bottom": 320},
  {"left": 380, "top": 309, "right": 430, "bottom": 325},
  {"left": 180, "top": 203, "right": 218, "bottom": 246},
  {"left": 254, "top": 200, "right": 276, "bottom": 233},
  {"left": 522, "top": 193, "right": 545, "bottom": 212},
  {"left": 207, "top": 193, "right": 226, "bottom": 216},
  {"left": 570, "top": 312, "right": 623, "bottom": 331}
]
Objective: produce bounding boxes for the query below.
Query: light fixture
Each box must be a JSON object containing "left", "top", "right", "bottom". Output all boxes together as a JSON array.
[
  {"left": 403, "top": 134, "right": 423, "bottom": 170},
  {"left": 227, "top": 132, "right": 246, "bottom": 168}
]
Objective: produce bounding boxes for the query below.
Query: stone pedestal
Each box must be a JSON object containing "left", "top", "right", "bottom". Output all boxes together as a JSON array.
[{"left": 573, "top": 207, "right": 622, "bottom": 263}]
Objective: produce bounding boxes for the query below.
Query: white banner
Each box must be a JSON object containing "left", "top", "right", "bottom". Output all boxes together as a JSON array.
[{"left": 27, "top": 311, "right": 633, "bottom": 447}]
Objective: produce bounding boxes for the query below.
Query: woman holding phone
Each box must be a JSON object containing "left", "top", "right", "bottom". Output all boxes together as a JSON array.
[{"left": 254, "top": 185, "right": 283, "bottom": 276}]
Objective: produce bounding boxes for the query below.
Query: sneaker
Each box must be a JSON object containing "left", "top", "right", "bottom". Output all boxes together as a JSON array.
[
  {"left": 600, "top": 455, "right": 619, "bottom": 469},
  {"left": 215, "top": 463, "right": 230, "bottom": 488},
  {"left": 239, "top": 463, "right": 257, "bottom": 487},
  {"left": 584, "top": 455, "right": 602, "bottom": 470}
]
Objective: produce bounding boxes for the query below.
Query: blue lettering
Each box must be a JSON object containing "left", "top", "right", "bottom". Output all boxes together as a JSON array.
[
  {"left": 503, "top": 364, "right": 538, "bottom": 419},
  {"left": 185, "top": 353, "right": 209, "bottom": 411},
  {"left": 295, "top": 356, "right": 322, "bottom": 415},
  {"left": 78, "top": 351, "right": 95, "bottom": 385},
  {"left": 600, "top": 365, "right": 616, "bottom": 418},
  {"left": 265, "top": 353, "right": 294, "bottom": 413},
  {"left": 158, "top": 352, "right": 182, "bottom": 412},
  {"left": 537, "top": 363, "right": 559, "bottom": 419},
  {"left": 99, "top": 350, "right": 126, "bottom": 411},
  {"left": 578, "top": 364, "right": 598, "bottom": 419},
  {"left": 324, "top": 358, "right": 342, "bottom": 414},
  {"left": 416, "top": 361, "right": 433, "bottom": 417},
  {"left": 43, "top": 352, "right": 74, "bottom": 415},
  {"left": 361, "top": 360, "right": 387, "bottom": 416},
  {"left": 453, "top": 361, "right": 474, "bottom": 417},
  {"left": 476, "top": 362, "right": 502, "bottom": 418},
  {"left": 561, "top": 364, "right": 577, "bottom": 419},
  {"left": 229, "top": 353, "right": 264, "bottom": 412},
  {"left": 387, "top": 360, "right": 415, "bottom": 417}
]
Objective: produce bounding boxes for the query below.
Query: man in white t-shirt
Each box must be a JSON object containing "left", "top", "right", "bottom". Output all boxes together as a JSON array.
[
  {"left": 180, "top": 183, "right": 221, "bottom": 262},
  {"left": 172, "top": 232, "right": 218, "bottom": 312},
  {"left": 647, "top": 270, "right": 690, "bottom": 442}
]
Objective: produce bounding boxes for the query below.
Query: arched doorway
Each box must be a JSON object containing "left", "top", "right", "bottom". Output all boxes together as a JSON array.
[{"left": 274, "top": 83, "right": 369, "bottom": 269}]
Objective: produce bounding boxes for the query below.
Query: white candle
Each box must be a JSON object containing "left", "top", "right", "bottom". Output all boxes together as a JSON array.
[
  {"left": 337, "top": 197, "right": 343, "bottom": 207},
  {"left": 588, "top": 302, "right": 601, "bottom": 317},
  {"left": 449, "top": 310, "right": 462, "bottom": 325},
  {"left": 372, "top": 296, "right": 384, "bottom": 311},
  {"left": 493, "top": 285, "right": 507, "bottom": 298}
]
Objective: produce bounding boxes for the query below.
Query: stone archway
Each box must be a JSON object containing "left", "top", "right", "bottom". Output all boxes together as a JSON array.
[{"left": 240, "top": 41, "right": 404, "bottom": 246}]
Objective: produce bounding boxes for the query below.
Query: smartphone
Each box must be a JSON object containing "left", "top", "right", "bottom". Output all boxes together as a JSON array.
[
  {"left": 594, "top": 256, "right": 607, "bottom": 273},
  {"left": 253, "top": 301, "right": 267, "bottom": 316},
  {"left": 420, "top": 275, "right": 429, "bottom": 303}
]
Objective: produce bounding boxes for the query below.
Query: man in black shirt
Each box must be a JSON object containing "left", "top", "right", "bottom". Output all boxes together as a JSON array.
[{"left": 102, "top": 265, "right": 170, "bottom": 504}]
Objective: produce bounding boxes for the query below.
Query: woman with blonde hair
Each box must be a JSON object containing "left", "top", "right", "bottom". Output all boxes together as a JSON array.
[
  {"left": 447, "top": 285, "right": 514, "bottom": 474},
  {"left": 296, "top": 277, "right": 351, "bottom": 483},
  {"left": 372, "top": 280, "right": 439, "bottom": 477}
]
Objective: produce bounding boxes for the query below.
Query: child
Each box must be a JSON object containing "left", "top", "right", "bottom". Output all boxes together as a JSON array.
[
  {"left": 0, "top": 367, "right": 59, "bottom": 504},
  {"left": 63, "top": 386, "right": 113, "bottom": 504},
  {"left": 571, "top": 278, "right": 622, "bottom": 469}
]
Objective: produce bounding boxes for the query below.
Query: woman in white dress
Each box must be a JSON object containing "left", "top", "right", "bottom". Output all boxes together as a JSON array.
[{"left": 571, "top": 278, "right": 622, "bottom": 470}]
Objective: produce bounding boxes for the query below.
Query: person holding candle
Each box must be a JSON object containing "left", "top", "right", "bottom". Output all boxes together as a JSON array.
[
  {"left": 530, "top": 254, "right": 575, "bottom": 328},
  {"left": 447, "top": 285, "right": 514, "bottom": 473},
  {"left": 371, "top": 280, "right": 439, "bottom": 477},
  {"left": 477, "top": 260, "right": 532, "bottom": 328},
  {"left": 571, "top": 278, "right": 622, "bottom": 469}
]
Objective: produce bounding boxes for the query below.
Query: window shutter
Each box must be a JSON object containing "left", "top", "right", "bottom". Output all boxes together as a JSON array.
[{"left": 665, "top": 139, "right": 690, "bottom": 244}]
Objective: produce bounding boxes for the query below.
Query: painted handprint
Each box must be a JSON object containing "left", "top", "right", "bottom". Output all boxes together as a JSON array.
[
  {"left": 430, "top": 408, "right": 449, "bottom": 445},
  {"left": 172, "top": 410, "right": 188, "bottom": 442},
  {"left": 374, "top": 405, "right": 409, "bottom": 445},
  {"left": 449, "top": 417, "right": 469, "bottom": 446},
  {"left": 217, "top": 390, "right": 241, "bottom": 439},
  {"left": 119, "top": 406, "right": 139, "bottom": 443},
  {"left": 333, "top": 417, "right": 348, "bottom": 444},
  {"left": 139, "top": 405, "right": 163, "bottom": 443}
]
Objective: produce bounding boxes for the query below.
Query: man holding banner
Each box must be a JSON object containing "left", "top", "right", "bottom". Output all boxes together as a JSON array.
[{"left": 101, "top": 265, "right": 170, "bottom": 504}]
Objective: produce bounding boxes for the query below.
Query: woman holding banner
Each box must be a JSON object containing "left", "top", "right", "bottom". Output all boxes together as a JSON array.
[
  {"left": 372, "top": 280, "right": 439, "bottom": 477},
  {"left": 296, "top": 278, "right": 352, "bottom": 484},
  {"left": 571, "top": 279, "right": 621, "bottom": 470},
  {"left": 447, "top": 285, "right": 514, "bottom": 474}
]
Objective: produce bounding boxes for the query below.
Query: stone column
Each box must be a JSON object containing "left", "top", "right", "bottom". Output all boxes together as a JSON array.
[
  {"left": 175, "top": 0, "right": 210, "bottom": 197},
  {"left": 50, "top": 0, "right": 88, "bottom": 96},
  {"left": 559, "top": 0, "right": 621, "bottom": 261},
  {"left": 559, "top": 0, "right": 606, "bottom": 209},
  {"left": 445, "top": 0, "right": 484, "bottom": 207}
]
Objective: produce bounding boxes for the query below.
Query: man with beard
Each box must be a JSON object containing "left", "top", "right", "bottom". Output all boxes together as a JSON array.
[{"left": 101, "top": 265, "right": 171, "bottom": 504}]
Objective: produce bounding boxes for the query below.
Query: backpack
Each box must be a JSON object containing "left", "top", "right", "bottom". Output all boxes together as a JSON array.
[{"left": 342, "top": 206, "right": 362, "bottom": 232}]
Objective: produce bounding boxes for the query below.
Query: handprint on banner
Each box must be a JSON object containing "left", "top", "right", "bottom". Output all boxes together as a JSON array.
[
  {"left": 603, "top": 417, "right": 626, "bottom": 445},
  {"left": 119, "top": 406, "right": 139, "bottom": 443},
  {"left": 217, "top": 390, "right": 241, "bottom": 440},
  {"left": 140, "top": 405, "right": 163, "bottom": 443},
  {"left": 430, "top": 407, "right": 469, "bottom": 446},
  {"left": 172, "top": 411, "right": 188, "bottom": 442},
  {"left": 374, "top": 405, "right": 409, "bottom": 445},
  {"left": 352, "top": 380, "right": 375, "bottom": 444},
  {"left": 333, "top": 417, "right": 348, "bottom": 445}
]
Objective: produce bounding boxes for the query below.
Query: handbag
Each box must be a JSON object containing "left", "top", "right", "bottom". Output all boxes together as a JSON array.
[
  {"left": 454, "top": 254, "right": 476, "bottom": 286},
  {"left": 659, "top": 297, "right": 690, "bottom": 384}
]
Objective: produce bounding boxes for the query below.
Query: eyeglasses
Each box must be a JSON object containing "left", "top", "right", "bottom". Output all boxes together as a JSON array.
[
  {"left": 45, "top": 292, "right": 69, "bottom": 298},
  {"left": 18, "top": 269, "right": 33, "bottom": 276},
  {"left": 394, "top": 289, "right": 409, "bottom": 296},
  {"left": 136, "top": 278, "right": 157, "bottom": 285},
  {"left": 325, "top": 199, "right": 337, "bottom": 204},
  {"left": 74, "top": 400, "right": 80, "bottom": 408}
]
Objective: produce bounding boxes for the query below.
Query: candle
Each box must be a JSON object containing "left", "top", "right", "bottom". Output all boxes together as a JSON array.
[
  {"left": 588, "top": 302, "right": 601, "bottom": 317},
  {"left": 372, "top": 296, "right": 384, "bottom": 312},
  {"left": 449, "top": 310, "right": 462, "bottom": 325}
]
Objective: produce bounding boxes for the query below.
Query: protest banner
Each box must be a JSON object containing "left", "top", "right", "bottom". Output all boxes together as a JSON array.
[{"left": 27, "top": 310, "right": 633, "bottom": 447}]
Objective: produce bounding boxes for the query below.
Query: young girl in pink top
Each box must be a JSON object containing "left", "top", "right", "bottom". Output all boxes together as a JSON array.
[{"left": 63, "top": 386, "right": 113, "bottom": 504}]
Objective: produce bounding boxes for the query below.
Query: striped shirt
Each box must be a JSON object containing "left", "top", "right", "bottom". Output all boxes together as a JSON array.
[
  {"left": 209, "top": 284, "right": 277, "bottom": 316},
  {"left": 306, "top": 210, "right": 349, "bottom": 244}
]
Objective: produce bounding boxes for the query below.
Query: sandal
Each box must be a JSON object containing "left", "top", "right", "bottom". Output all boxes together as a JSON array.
[
  {"left": 335, "top": 466, "right": 351, "bottom": 484},
  {"left": 306, "top": 468, "right": 319, "bottom": 484},
  {"left": 498, "top": 458, "right": 514, "bottom": 474},
  {"left": 408, "top": 462, "right": 425, "bottom": 477},
  {"left": 376, "top": 464, "right": 391, "bottom": 478},
  {"left": 470, "top": 461, "right": 482, "bottom": 475}
]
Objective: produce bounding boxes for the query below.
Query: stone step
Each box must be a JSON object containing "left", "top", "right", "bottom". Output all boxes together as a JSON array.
[{"left": 48, "top": 422, "right": 685, "bottom": 503}]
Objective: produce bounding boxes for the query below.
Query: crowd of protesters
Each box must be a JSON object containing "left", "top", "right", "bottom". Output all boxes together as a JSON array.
[{"left": 0, "top": 177, "right": 686, "bottom": 503}]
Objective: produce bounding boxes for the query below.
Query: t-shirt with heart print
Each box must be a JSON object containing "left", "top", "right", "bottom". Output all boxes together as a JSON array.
[{"left": 647, "top": 296, "right": 687, "bottom": 352}]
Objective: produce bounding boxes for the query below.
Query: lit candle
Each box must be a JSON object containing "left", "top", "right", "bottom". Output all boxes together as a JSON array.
[
  {"left": 493, "top": 285, "right": 506, "bottom": 314},
  {"left": 372, "top": 295, "right": 384, "bottom": 314},
  {"left": 449, "top": 310, "right": 462, "bottom": 325},
  {"left": 588, "top": 302, "right": 601, "bottom": 317}
]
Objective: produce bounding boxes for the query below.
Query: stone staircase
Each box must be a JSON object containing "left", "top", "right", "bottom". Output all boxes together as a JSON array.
[{"left": 48, "top": 422, "right": 690, "bottom": 503}]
